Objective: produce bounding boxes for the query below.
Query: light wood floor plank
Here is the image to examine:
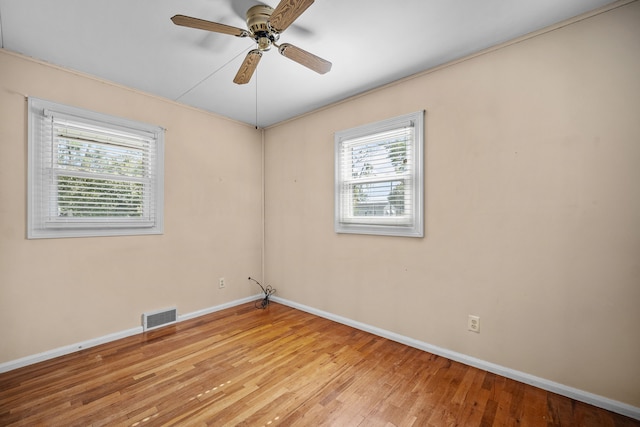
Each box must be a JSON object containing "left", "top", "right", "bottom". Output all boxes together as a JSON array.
[{"left": 0, "top": 302, "right": 638, "bottom": 426}]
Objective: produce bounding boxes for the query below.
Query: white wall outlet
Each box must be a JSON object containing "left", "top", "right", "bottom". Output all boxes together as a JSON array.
[
  {"left": 468, "top": 315, "right": 480, "bottom": 333},
  {"left": 219, "top": 278, "right": 225, "bottom": 289}
]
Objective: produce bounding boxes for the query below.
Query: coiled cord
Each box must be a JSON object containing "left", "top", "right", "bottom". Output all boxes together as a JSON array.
[{"left": 248, "top": 277, "right": 276, "bottom": 309}]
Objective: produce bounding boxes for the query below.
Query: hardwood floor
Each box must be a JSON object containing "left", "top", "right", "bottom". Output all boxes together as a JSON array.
[{"left": 0, "top": 302, "right": 638, "bottom": 426}]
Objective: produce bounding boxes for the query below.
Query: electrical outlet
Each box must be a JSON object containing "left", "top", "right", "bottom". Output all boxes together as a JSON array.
[
  {"left": 219, "top": 278, "right": 225, "bottom": 289},
  {"left": 468, "top": 315, "right": 480, "bottom": 333}
]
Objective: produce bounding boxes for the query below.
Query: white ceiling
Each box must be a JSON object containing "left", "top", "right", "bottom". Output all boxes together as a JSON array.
[{"left": 0, "top": 0, "right": 616, "bottom": 128}]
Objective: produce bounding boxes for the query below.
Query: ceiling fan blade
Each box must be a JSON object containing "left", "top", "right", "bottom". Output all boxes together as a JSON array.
[
  {"left": 171, "top": 15, "right": 249, "bottom": 37},
  {"left": 278, "top": 43, "right": 332, "bottom": 74},
  {"left": 269, "top": 0, "right": 314, "bottom": 33},
  {"left": 234, "top": 50, "right": 263, "bottom": 84}
]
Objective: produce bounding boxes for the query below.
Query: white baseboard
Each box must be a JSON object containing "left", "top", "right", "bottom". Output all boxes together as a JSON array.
[
  {"left": 178, "top": 294, "right": 262, "bottom": 322},
  {"left": 0, "top": 326, "right": 144, "bottom": 374},
  {"left": 0, "top": 294, "right": 262, "bottom": 374},
  {"left": 271, "top": 296, "right": 640, "bottom": 421}
]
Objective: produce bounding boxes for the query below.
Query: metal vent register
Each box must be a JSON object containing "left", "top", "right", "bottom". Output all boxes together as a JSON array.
[{"left": 142, "top": 307, "right": 177, "bottom": 331}]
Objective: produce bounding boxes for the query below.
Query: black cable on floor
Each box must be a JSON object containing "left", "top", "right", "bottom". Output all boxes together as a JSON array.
[{"left": 248, "top": 277, "right": 276, "bottom": 309}]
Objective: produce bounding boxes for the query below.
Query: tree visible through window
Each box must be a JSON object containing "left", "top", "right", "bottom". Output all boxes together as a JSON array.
[
  {"left": 54, "top": 128, "right": 147, "bottom": 218},
  {"left": 335, "top": 111, "right": 424, "bottom": 237},
  {"left": 28, "top": 97, "right": 164, "bottom": 238}
]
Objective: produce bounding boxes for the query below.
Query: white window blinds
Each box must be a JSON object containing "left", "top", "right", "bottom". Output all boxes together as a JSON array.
[
  {"left": 28, "top": 98, "right": 164, "bottom": 238},
  {"left": 335, "top": 111, "right": 424, "bottom": 237}
]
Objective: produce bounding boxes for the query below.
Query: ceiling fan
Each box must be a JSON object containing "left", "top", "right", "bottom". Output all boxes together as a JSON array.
[{"left": 171, "top": 0, "right": 332, "bottom": 85}]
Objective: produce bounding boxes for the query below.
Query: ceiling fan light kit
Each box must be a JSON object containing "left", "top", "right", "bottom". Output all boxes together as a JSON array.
[{"left": 172, "top": 0, "right": 331, "bottom": 85}]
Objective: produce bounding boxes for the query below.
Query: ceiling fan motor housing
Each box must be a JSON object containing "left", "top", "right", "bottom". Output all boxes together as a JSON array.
[{"left": 246, "top": 5, "right": 278, "bottom": 51}]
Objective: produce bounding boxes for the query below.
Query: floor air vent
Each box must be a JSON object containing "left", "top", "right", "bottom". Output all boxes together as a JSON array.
[{"left": 142, "top": 307, "right": 177, "bottom": 331}]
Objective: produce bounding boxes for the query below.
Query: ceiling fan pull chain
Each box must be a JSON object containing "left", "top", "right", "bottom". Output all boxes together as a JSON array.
[{"left": 255, "top": 67, "right": 259, "bottom": 129}]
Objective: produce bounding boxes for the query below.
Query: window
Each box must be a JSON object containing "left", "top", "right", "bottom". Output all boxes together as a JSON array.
[
  {"left": 335, "top": 111, "right": 424, "bottom": 237},
  {"left": 28, "top": 97, "right": 164, "bottom": 238}
]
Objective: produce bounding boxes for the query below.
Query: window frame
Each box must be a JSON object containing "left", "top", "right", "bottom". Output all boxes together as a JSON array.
[
  {"left": 334, "top": 111, "right": 424, "bottom": 237},
  {"left": 27, "top": 97, "right": 164, "bottom": 239}
]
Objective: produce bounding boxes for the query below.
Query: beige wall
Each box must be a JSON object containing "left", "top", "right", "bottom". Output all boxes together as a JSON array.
[
  {"left": 264, "top": 2, "right": 640, "bottom": 407},
  {"left": 0, "top": 50, "right": 263, "bottom": 362}
]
